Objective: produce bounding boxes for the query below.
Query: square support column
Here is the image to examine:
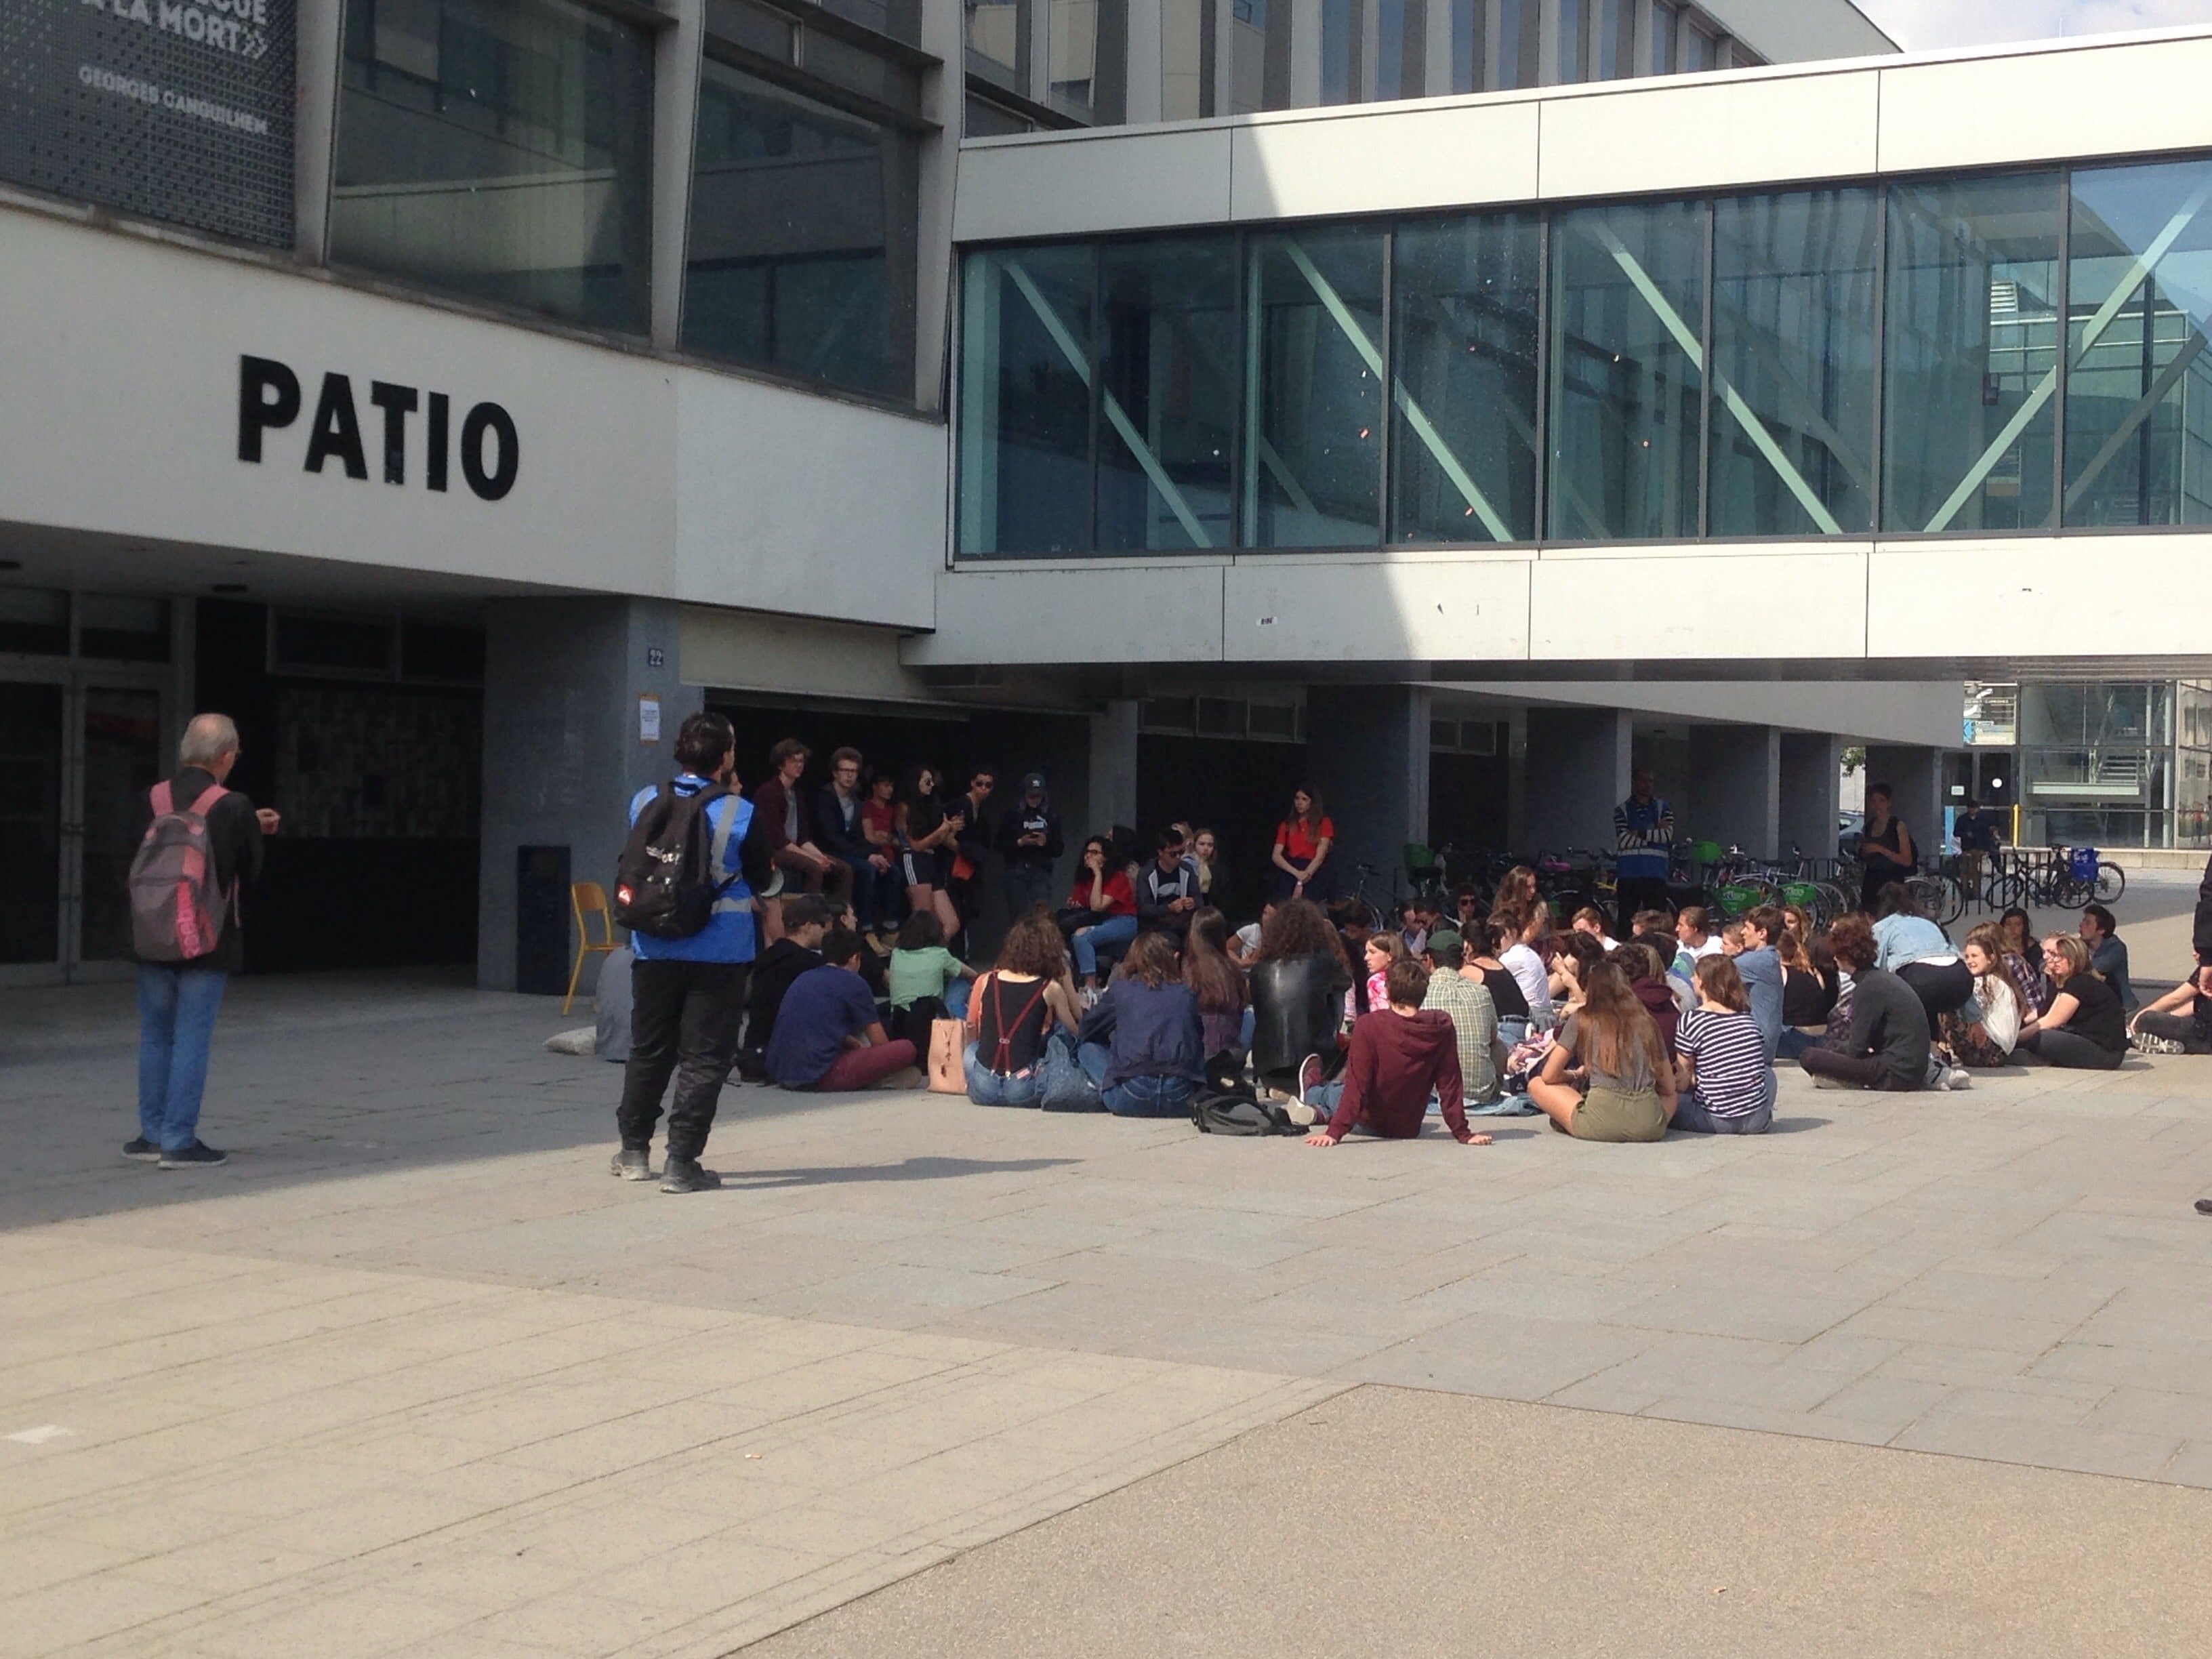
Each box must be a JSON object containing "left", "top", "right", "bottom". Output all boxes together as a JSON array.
[
  {"left": 1307, "top": 686, "right": 1432, "bottom": 899},
  {"left": 1688, "top": 724, "right": 1781, "bottom": 861},
  {"left": 1864, "top": 745, "right": 1944, "bottom": 867},
  {"left": 1780, "top": 733, "right": 1843, "bottom": 865},
  {"left": 1088, "top": 698, "right": 1141, "bottom": 840},
  {"left": 478, "top": 598, "right": 701, "bottom": 992},
  {"left": 1522, "top": 707, "right": 1631, "bottom": 857}
]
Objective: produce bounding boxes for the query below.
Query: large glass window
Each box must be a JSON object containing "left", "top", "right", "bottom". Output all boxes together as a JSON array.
[
  {"left": 682, "top": 58, "right": 918, "bottom": 399},
  {"left": 1375, "top": 0, "right": 1427, "bottom": 100},
  {"left": 1452, "top": 0, "right": 1487, "bottom": 94},
  {"left": 1048, "top": 0, "right": 1128, "bottom": 121},
  {"left": 966, "top": 0, "right": 1028, "bottom": 91},
  {"left": 1594, "top": 0, "right": 1633, "bottom": 81},
  {"left": 1321, "top": 0, "right": 1360, "bottom": 104},
  {"left": 1162, "top": 0, "right": 1217, "bottom": 119},
  {"left": 959, "top": 245, "right": 1097, "bottom": 556},
  {"left": 1556, "top": 0, "right": 1589, "bottom": 84},
  {"left": 1681, "top": 24, "right": 1715, "bottom": 73},
  {"left": 2065, "top": 157, "right": 2212, "bottom": 528},
  {"left": 332, "top": 0, "right": 653, "bottom": 334},
  {"left": 1098, "top": 238, "right": 1240, "bottom": 551},
  {"left": 1246, "top": 228, "right": 1387, "bottom": 548},
  {"left": 1883, "top": 171, "right": 2063, "bottom": 533},
  {"left": 1648, "top": 0, "right": 1678, "bottom": 74},
  {"left": 1228, "top": 0, "right": 1294, "bottom": 112},
  {"left": 1495, "top": 0, "right": 1540, "bottom": 89},
  {"left": 1708, "top": 187, "right": 1881, "bottom": 537},
  {"left": 1393, "top": 212, "right": 1543, "bottom": 544},
  {"left": 1550, "top": 200, "right": 1706, "bottom": 541}
]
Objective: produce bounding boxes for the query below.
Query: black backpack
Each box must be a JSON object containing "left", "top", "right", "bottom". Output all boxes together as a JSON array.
[
  {"left": 1189, "top": 1054, "right": 1300, "bottom": 1136},
  {"left": 613, "top": 781, "right": 737, "bottom": 939}
]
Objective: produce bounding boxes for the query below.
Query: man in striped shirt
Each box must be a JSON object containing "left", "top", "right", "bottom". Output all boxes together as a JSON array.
[{"left": 1614, "top": 771, "right": 1675, "bottom": 937}]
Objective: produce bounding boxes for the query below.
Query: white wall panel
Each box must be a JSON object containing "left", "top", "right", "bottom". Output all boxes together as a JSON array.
[
  {"left": 1877, "top": 36, "right": 2212, "bottom": 175},
  {"left": 1867, "top": 535, "right": 2212, "bottom": 660},
  {"left": 1231, "top": 101, "right": 1540, "bottom": 221},
  {"left": 1530, "top": 550, "right": 1869, "bottom": 661},
  {"left": 1538, "top": 70, "right": 1878, "bottom": 200},
  {"left": 951, "top": 127, "right": 1236, "bottom": 242},
  {"left": 904, "top": 566, "right": 1227, "bottom": 663},
  {"left": 1221, "top": 557, "right": 1530, "bottom": 661}
]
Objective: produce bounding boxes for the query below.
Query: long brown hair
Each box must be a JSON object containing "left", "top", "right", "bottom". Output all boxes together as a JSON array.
[
  {"left": 995, "top": 909, "right": 1069, "bottom": 981},
  {"left": 1183, "top": 907, "right": 1246, "bottom": 1014},
  {"left": 1115, "top": 929, "right": 1182, "bottom": 989},
  {"left": 1571, "top": 961, "right": 1666, "bottom": 1082},
  {"left": 1694, "top": 954, "right": 1750, "bottom": 1012},
  {"left": 1255, "top": 898, "right": 1351, "bottom": 968}
]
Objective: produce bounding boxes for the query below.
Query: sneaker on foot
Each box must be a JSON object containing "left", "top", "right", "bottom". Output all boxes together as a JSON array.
[
  {"left": 1944, "top": 1067, "right": 1972, "bottom": 1090},
  {"left": 123, "top": 1138, "right": 160, "bottom": 1162},
  {"left": 2133, "top": 1031, "right": 2187, "bottom": 1056},
  {"left": 1296, "top": 1052, "right": 1327, "bottom": 1105},
  {"left": 157, "top": 1141, "right": 228, "bottom": 1169},
  {"left": 1284, "top": 1099, "right": 1320, "bottom": 1128},
  {"left": 876, "top": 1065, "right": 924, "bottom": 1090},
  {"left": 609, "top": 1148, "right": 654, "bottom": 1181},
  {"left": 660, "top": 1156, "right": 721, "bottom": 1194}
]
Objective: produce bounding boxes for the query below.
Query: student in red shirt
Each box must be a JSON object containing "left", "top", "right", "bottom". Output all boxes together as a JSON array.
[
  {"left": 1063, "top": 836, "right": 1138, "bottom": 995},
  {"left": 1271, "top": 785, "right": 1336, "bottom": 902},
  {"left": 1303, "top": 958, "right": 1492, "bottom": 1149}
]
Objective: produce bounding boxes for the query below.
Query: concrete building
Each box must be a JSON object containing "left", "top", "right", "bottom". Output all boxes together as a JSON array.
[{"left": 7, "top": 1, "right": 2212, "bottom": 986}]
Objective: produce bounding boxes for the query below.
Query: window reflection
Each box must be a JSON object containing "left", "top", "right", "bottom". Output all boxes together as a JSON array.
[
  {"left": 1246, "top": 229, "right": 1387, "bottom": 548},
  {"left": 1228, "top": 0, "right": 1294, "bottom": 111},
  {"left": 1098, "top": 238, "right": 1240, "bottom": 550},
  {"left": 959, "top": 246, "right": 1096, "bottom": 556},
  {"left": 1049, "top": 0, "right": 1128, "bottom": 121}
]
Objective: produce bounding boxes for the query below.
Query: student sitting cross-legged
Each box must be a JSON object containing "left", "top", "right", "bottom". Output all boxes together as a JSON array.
[
  {"left": 1671, "top": 955, "right": 1778, "bottom": 1134},
  {"left": 765, "top": 926, "right": 920, "bottom": 1092},
  {"left": 1303, "top": 957, "right": 1492, "bottom": 1149}
]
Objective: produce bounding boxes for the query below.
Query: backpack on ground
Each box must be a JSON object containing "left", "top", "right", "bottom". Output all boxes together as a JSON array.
[
  {"left": 1189, "top": 1056, "right": 1300, "bottom": 1136},
  {"left": 614, "top": 781, "right": 736, "bottom": 939},
  {"left": 128, "top": 780, "right": 233, "bottom": 962}
]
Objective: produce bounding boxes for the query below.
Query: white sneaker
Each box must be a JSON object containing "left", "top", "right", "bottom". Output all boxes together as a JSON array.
[
  {"left": 2133, "top": 1031, "right": 2187, "bottom": 1056},
  {"left": 1944, "top": 1066, "right": 1972, "bottom": 1090}
]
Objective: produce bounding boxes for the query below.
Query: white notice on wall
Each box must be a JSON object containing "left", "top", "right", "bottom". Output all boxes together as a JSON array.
[{"left": 638, "top": 694, "right": 661, "bottom": 744}]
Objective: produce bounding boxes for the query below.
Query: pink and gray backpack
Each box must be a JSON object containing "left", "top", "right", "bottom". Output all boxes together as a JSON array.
[{"left": 128, "top": 781, "right": 233, "bottom": 962}]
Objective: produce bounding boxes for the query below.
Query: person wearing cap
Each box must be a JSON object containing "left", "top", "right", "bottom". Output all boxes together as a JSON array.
[
  {"left": 996, "top": 771, "right": 1065, "bottom": 921},
  {"left": 1419, "top": 928, "right": 1501, "bottom": 1105}
]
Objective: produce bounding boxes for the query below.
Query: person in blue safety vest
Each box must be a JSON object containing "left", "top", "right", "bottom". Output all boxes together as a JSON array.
[{"left": 1612, "top": 769, "right": 1675, "bottom": 938}]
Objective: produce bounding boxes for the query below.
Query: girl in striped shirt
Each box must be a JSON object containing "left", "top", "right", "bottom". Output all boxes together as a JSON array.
[{"left": 1671, "top": 955, "right": 1777, "bottom": 1135}]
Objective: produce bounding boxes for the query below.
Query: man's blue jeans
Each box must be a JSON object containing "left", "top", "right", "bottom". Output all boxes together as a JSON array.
[
  {"left": 839, "top": 855, "right": 897, "bottom": 931},
  {"left": 1076, "top": 1041, "right": 1197, "bottom": 1118},
  {"left": 1071, "top": 914, "right": 1139, "bottom": 980},
  {"left": 138, "top": 965, "right": 228, "bottom": 1152}
]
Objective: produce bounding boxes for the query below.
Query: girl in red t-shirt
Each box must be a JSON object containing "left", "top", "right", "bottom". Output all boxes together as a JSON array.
[
  {"left": 1065, "top": 836, "right": 1139, "bottom": 994},
  {"left": 1271, "top": 786, "right": 1336, "bottom": 901}
]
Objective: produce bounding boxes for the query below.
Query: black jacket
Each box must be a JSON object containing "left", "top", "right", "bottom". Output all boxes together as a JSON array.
[
  {"left": 1248, "top": 951, "right": 1353, "bottom": 1086},
  {"left": 745, "top": 939, "right": 821, "bottom": 1049},
  {"left": 813, "top": 784, "right": 873, "bottom": 863},
  {"left": 129, "top": 766, "right": 264, "bottom": 972},
  {"left": 996, "top": 798, "right": 1065, "bottom": 872}
]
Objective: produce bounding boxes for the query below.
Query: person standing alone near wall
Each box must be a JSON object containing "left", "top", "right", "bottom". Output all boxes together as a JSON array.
[
  {"left": 126, "top": 713, "right": 278, "bottom": 1169},
  {"left": 1613, "top": 770, "right": 1674, "bottom": 937}
]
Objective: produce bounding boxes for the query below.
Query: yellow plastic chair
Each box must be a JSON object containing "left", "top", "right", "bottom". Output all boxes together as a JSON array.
[{"left": 563, "top": 881, "right": 623, "bottom": 1015}]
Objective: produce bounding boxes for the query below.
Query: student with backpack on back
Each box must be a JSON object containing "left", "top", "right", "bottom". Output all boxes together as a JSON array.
[
  {"left": 610, "top": 712, "right": 756, "bottom": 1193},
  {"left": 125, "top": 713, "right": 277, "bottom": 1169}
]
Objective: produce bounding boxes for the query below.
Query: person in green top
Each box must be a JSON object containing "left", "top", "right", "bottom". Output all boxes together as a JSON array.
[{"left": 886, "top": 910, "right": 976, "bottom": 1043}]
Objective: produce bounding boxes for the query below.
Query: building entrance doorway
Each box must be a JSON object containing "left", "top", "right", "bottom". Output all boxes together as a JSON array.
[{"left": 0, "top": 671, "right": 169, "bottom": 985}]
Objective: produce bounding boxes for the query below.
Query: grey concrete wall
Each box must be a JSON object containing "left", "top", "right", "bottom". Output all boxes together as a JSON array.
[
  {"left": 478, "top": 598, "right": 700, "bottom": 993},
  {"left": 1863, "top": 744, "right": 1944, "bottom": 871},
  {"left": 1088, "top": 701, "right": 1140, "bottom": 842},
  {"left": 1780, "top": 733, "right": 1843, "bottom": 863},
  {"left": 1689, "top": 724, "right": 1781, "bottom": 859},
  {"left": 1307, "top": 686, "right": 1433, "bottom": 901},
  {"left": 1523, "top": 708, "right": 1631, "bottom": 857}
]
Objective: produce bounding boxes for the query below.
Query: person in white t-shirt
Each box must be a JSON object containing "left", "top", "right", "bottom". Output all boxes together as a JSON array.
[{"left": 1500, "top": 903, "right": 1554, "bottom": 1025}]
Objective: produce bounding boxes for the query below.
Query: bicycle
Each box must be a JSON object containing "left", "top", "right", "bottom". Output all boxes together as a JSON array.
[{"left": 1344, "top": 862, "right": 1390, "bottom": 935}]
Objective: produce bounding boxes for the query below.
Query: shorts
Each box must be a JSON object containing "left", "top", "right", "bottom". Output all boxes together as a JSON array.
[
  {"left": 898, "top": 848, "right": 935, "bottom": 888},
  {"left": 1565, "top": 1086, "right": 1669, "bottom": 1143}
]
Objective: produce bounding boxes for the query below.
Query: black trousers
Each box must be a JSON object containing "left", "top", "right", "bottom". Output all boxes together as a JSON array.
[
  {"left": 617, "top": 958, "right": 750, "bottom": 1162},
  {"left": 2134, "top": 1009, "right": 2212, "bottom": 1054},
  {"left": 1897, "top": 958, "right": 1974, "bottom": 1027},
  {"left": 1800, "top": 1046, "right": 1923, "bottom": 1090},
  {"left": 1614, "top": 876, "right": 1672, "bottom": 936},
  {"left": 2020, "top": 1028, "right": 2125, "bottom": 1071}
]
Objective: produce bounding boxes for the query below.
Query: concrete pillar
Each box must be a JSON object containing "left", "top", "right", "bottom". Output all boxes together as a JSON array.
[
  {"left": 478, "top": 598, "right": 701, "bottom": 992},
  {"left": 649, "top": 0, "right": 705, "bottom": 350},
  {"left": 1521, "top": 707, "right": 1631, "bottom": 856},
  {"left": 1289, "top": 0, "right": 1323, "bottom": 105},
  {"left": 1307, "top": 685, "right": 1432, "bottom": 899},
  {"left": 1687, "top": 724, "right": 1780, "bottom": 860},
  {"left": 914, "top": 0, "right": 966, "bottom": 409},
  {"left": 294, "top": 0, "right": 341, "bottom": 262},
  {"left": 1088, "top": 699, "right": 1140, "bottom": 838},
  {"left": 1780, "top": 733, "right": 1842, "bottom": 865},
  {"left": 1864, "top": 745, "right": 1944, "bottom": 867}
]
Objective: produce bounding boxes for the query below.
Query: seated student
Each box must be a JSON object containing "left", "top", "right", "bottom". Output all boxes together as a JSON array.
[
  {"left": 1945, "top": 924, "right": 2032, "bottom": 1068},
  {"left": 964, "top": 911, "right": 1084, "bottom": 1107},
  {"left": 1527, "top": 960, "right": 1678, "bottom": 1142},
  {"left": 2131, "top": 964, "right": 2212, "bottom": 1055},
  {"left": 2018, "top": 933, "right": 2129, "bottom": 1071},
  {"left": 1303, "top": 957, "right": 1490, "bottom": 1149},
  {"left": 765, "top": 926, "right": 920, "bottom": 1091},
  {"left": 1998, "top": 907, "right": 2053, "bottom": 1014},
  {"left": 1419, "top": 929, "right": 1502, "bottom": 1106},
  {"left": 1064, "top": 836, "right": 1139, "bottom": 996},
  {"left": 1776, "top": 924, "right": 1839, "bottom": 1060},
  {"left": 1672, "top": 955, "right": 1777, "bottom": 1134},
  {"left": 1616, "top": 941, "right": 1681, "bottom": 1061},
  {"left": 1229, "top": 899, "right": 1276, "bottom": 967},
  {"left": 1672, "top": 906, "right": 1723, "bottom": 977},
  {"left": 1248, "top": 899, "right": 1355, "bottom": 1097},
  {"left": 1074, "top": 932, "right": 1207, "bottom": 1117},
  {"left": 1570, "top": 907, "right": 1621, "bottom": 953},
  {"left": 1352, "top": 931, "right": 1408, "bottom": 1025},
  {"left": 737, "top": 895, "right": 830, "bottom": 1078},
  {"left": 1184, "top": 907, "right": 1252, "bottom": 1057},
  {"left": 886, "top": 911, "right": 977, "bottom": 1044},
  {"left": 1551, "top": 929, "right": 1608, "bottom": 1017},
  {"left": 1871, "top": 884, "right": 1973, "bottom": 1028},
  {"left": 1725, "top": 907, "right": 1787, "bottom": 1063},
  {"left": 1469, "top": 918, "right": 1533, "bottom": 1046},
  {"left": 1801, "top": 914, "right": 1959, "bottom": 1092},
  {"left": 1136, "top": 827, "right": 1204, "bottom": 942},
  {"left": 2079, "top": 903, "right": 2137, "bottom": 1014},
  {"left": 1498, "top": 906, "right": 1555, "bottom": 1027}
]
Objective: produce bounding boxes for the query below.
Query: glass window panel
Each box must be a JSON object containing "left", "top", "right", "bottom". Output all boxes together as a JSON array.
[
  {"left": 1549, "top": 199, "right": 1706, "bottom": 541},
  {"left": 965, "top": 0, "right": 1028, "bottom": 91},
  {"left": 966, "top": 94, "right": 1033, "bottom": 136},
  {"left": 1246, "top": 228, "right": 1386, "bottom": 548},
  {"left": 1229, "top": 0, "right": 1294, "bottom": 112},
  {"left": 2066, "top": 157, "right": 2212, "bottom": 528},
  {"left": 1162, "top": 0, "right": 1217, "bottom": 119},
  {"left": 1048, "top": 0, "right": 1128, "bottom": 121},
  {"left": 0, "top": 588, "right": 70, "bottom": 655},
  {"left": 1495, "top": 0, "right": 1539, "bottom": 87},
  {"left": 958, "top": 245, "right": 1097, "bottom": 556},
  {"left": 1375, "top": 0, "right": 1426, "bottom": 100},
  {"left": 1557, "top": 0, "right": 1588, "bottom": 83},
  {"left": 1392, "top": 211, "right": 1542, "bottom": 544},
  {"left": 1594, "top": 0, "right": 1631, "bottom": 80},
  {"left": 681, "top": 58, "right": 919, "bottom": 399},
  {"left": 1097, "top": 237, "right": 1239, "bottom": 552},
  {"left": 1708, "top": 186, "right": 1879, "bottom": 537},
  {"left": 1648, "top": 0, "right": 1677, "bottom": 73},
  {"left": 1452, "top": 0, "right": 1486, "bottom": 94},
  {"left": 331, "top": 0, "right": 654, "bottom": 335},
  {"left": 79, "top": 595, "right": 171, "bottom": 663},
  {"left": 1321, "top": 0, "right": 1359, "bottom": 104},
  {"left": 1883, "top": 171, "right": 2062, "bottom": 533},
  {"left": 1681, "top": 24, "right": 1714, "bottom": 73}
]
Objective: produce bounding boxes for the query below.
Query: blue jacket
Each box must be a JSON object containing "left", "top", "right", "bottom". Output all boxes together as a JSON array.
[
  {"left": 628, "top": 775, "right": 756, "bottom": 964},
  {"left": 1734, "top": 945, "right": 1783, "bottom": 1061},
  {"left": 1075, "top": 979, "right": 1206, "bottom": 1088}
]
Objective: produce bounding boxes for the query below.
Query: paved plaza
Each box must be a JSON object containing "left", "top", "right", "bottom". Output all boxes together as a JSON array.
[{"left": 5, "top": 878, "right": 2212, "bottom": 1654}]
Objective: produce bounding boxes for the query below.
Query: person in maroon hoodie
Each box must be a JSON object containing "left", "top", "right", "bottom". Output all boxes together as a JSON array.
[
  {"left": 1617, "top": 941, "right": 1681, "bottom": 1061},
  {"left": 1303, "top": 958, "right": 1492, "bottom": 1149}
]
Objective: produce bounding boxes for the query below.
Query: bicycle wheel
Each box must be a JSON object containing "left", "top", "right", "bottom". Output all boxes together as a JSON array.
[
  {"left": 1904, "top": 874, "right": 1949, "bottom": 924},
  {"left": 1984, "top": 872, "right": 2024, "bottom": 914},
  {"left": 2094, "top": 861, "right": 2127, "bottom": 905}
]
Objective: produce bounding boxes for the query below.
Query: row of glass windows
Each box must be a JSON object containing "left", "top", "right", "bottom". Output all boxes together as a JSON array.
[
  {"left": 330, "top": 0, "right": 919, "bottom": 400},
  {"left": 956, "top": 155, "right": 2212, "bottom": 556}
]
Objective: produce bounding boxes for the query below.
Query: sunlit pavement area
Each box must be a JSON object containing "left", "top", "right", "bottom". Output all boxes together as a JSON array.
[{"left": 5, "top": 873, "right": 2212, "bottom": 1657}]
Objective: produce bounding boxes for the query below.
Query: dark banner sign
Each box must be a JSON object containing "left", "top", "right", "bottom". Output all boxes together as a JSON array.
[{"left": 0, "top": 0, "right": 295, "bottom": 247}]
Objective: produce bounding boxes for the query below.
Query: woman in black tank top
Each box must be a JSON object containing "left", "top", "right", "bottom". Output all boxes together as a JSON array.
[{"left": 1858, "top": 783, "right": 1914, "bottom": 912}]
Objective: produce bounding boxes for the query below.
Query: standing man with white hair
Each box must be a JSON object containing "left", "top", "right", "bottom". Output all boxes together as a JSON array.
[{"left": 125, "top": 712, "right": 278, "bottom": 1168}]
